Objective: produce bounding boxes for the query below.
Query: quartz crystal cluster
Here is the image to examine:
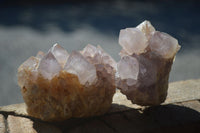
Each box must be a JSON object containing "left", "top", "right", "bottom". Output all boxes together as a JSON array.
[
  {"left": 18, "top": 44, "right": 116, "bottom": 121},
  {"left": 117, "top": 20, "right": 181, "bottom": 106}
]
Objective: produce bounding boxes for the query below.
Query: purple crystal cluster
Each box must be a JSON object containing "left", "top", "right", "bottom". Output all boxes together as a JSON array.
[
  {"left": 117, "top": 21, "right": 181, "bottom": 106},
  {"left": 18, "top": 44, "right": 116, "bottom": 121},
  {"left": 18, "top": 20, "right": 181, "bottom": 121}
]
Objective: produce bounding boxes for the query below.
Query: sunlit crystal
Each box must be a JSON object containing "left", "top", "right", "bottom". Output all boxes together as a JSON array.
[
  {"left": 117, "top": 56, "right": 139, "bottom": 80},
  {"left": 50, "top": 43, "right": 69, "bottom": 67},
  {"left": 38, "top": 51, "right": 62, "bottom": 80},
  {"left": 81, "top": 44, "right": 98, "bottom": 58},
  {"left": 19, "top": 56, "right": 39, "bottom": 70},
  {"left": 81, "top": 44, "right": 101, "bottom": 64},
  {"left": 81, "top": 44, "right": 116, "bottom": 70},
  {"left": 119, "top": 28, "right": 148, "bottom": 55},
  {"left": 136, "top": 20, "right": 155, "bottom": 39},
  {"left": 117, "top": 20, "right": 181, "bottom": 106},
  {"left": 64, "top": 51, "right": 97, "bottom": 85},
  {"left": 18, "top": 56, "right": 39, "bottom": 88},
  {"left": 149, "top": 31, "right": 180, "bottom": 59},
  {"left": 97, "top": 45, "right": 117, "bottom": 69},
  {"left": 18, "top": 43, "right": 116, "bottom": 121}
]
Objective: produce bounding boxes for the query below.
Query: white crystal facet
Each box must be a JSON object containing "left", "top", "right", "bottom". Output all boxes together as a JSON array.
[
  {"left": 81, "top": 44, "right": 98, "bottom": 58},
  {"left": 149, "top": 31, "right": 180, "bottom": 58},
  {"left": 117, "top": 56, "right": 139, "bottom": 80},
  {"left": 81, "top": 44, "right": 102, "bottom": 65},
  {"left": 50, "top": 43, "right": 69, "bottom": 67},
  {"left": 64, "top": 51, "right": 97, "bottom": 85},
  {"left": 38, "top": 51, "right": 62, "bottom": 80},
  {"left": 136, "top": 20, "right": 155, "bottom": 39},
  {"left": 119, "top": 28, "right": 148, "bottom": 55},
  {"left": 18, "top": 56, "right": 39, "bottom": 88},
  {"left": 20, "top": 56, "right": 39, "bottom": 70}
]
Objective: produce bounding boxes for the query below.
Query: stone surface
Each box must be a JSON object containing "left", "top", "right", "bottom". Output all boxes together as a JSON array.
[
  {"left": 7, "top": 115, "right": 37, "bottom": 133},
  {"left": 68, "top": 119, "right": 115, "bottom": 133},
  {"left": 1, "top": 100, "right": 200, "bottom": 133},
  {"left": 0, "top": 79, "right": 200, "bottom": 133},
  {"left": 117, "top": 20, "right": 181, "bottom": 106},
  {"left": 18, "top": 44, "right": 116, "bottom": 121},
  {"left": 0, "top": 103, "right": 27, "bottom": 116},
  {"left": 2, "top": 79, "right": 200, "bottom": 116},
  {"left": 165, "top": 79, "right": 200, "bottom": 104},
  {"left": 0, "top": 114, "right": 5, "bottom": 133},
  {"left": 180, "top": 100, "right": 200, "bottom": 112},
  {"left": 7, "top": 115, "right": 61, "bottom": 133}
]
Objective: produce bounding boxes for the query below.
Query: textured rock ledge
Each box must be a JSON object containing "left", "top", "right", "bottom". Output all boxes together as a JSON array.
[
  {"left": 0, "top": 79, "right": 200, "bottom": 133},
  {"left": 1, "top": 79, "right": 200, "bottom": 116}
]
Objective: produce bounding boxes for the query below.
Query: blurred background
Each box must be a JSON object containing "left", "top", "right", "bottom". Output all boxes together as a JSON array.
[{"left": 0, "top": 0, "right": 199, "bottom": 106}]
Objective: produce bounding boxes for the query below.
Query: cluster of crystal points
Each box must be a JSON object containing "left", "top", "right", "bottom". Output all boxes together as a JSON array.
[
  {"left": 18, "top": 44, "right": 116, "bottom": 121},
  {"left": 117, "top": 20, "right": 181, "bottom": 106},
  {"left": 18, "top": 20, "right": 181, "bottom": 121}
]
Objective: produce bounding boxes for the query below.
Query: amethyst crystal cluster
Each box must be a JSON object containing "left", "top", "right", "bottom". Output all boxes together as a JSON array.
[
  {"left": 18, "top": 20, "right": 180, "bottom": 121},
  {"left": 117, "top": 21, "right": 180, "bottom": 105},
  {"left": 18, "top": 44, "right": 116, "bottom": 121}
]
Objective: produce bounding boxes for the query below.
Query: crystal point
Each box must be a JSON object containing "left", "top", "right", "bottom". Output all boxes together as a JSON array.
[
  {"left": 119, "top": 28, "right": 148, "bottom": 55},
  {"left": 81, "top": 44, "right": 117, "bottom": 70},
  {"left": 81, "top": 44, "right": 97, "bottom": 58},
  {"left": 149, "top": 31, "right": 180, "bottom": 58},
  {"left": 117, "top": 56, "right": 139, "bottom": 80},
  {"left": 19, "top": 56, "right": 39, "bottom": 70},
  {"left": 38, "top": 51, "right": 62, "bottom": 80},
  {"left": 97, "top": 45, "right": 117, "bottom": 69},
  {"left": 136, "top": 20, "right": 155, "bottom": 38},
  {"left": 81, "top": 44, "right": 102, "bottom": 65},
  {"left": 18, "top": 56, "right": 39, "bottom": 88},
  {"left": 50, "top": 43, "right": 69, "bottom": 67},
  {"left": 64, "top": 51, "right": 97, "bottom": 85}
]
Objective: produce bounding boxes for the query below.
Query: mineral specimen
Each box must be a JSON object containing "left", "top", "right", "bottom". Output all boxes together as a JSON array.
[
  {"left": 18, "top": 44, "right": 116, "bottom": 121},
  {"left": 117, "top": 20, "right": 181, "bottom": 106}
]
